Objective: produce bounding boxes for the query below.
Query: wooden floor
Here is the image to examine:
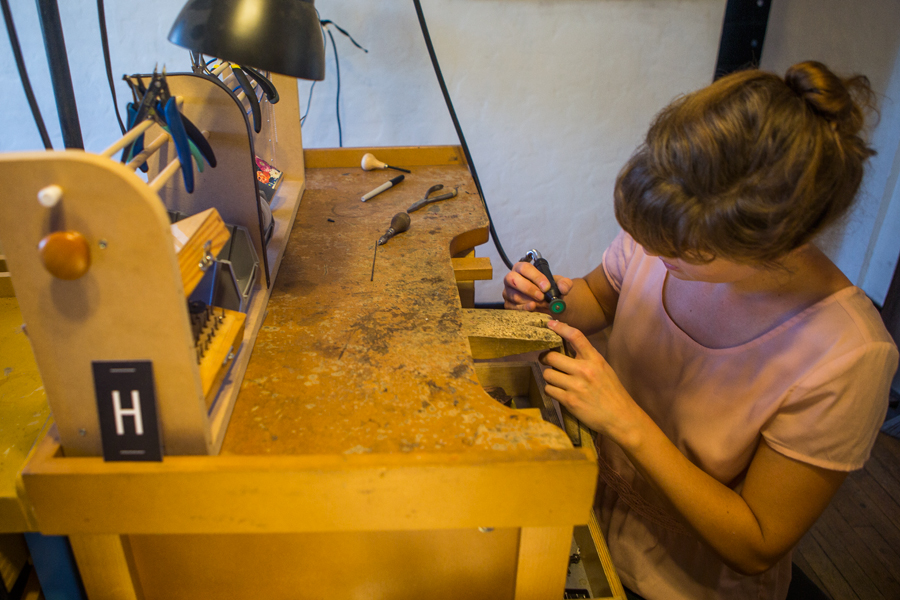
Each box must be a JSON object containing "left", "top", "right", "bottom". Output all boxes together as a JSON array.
[{"left": 794, "top": 431, "right": 900, "bottom": 600}]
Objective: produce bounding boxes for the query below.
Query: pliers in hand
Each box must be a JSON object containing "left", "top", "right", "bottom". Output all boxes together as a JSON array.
[{"left": 407, "top": 184, "right": 459, "bottom": 213}]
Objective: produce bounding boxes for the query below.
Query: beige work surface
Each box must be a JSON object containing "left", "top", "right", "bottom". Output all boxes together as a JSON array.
[{"left": 222, "top": 162, "right": 573, "bottom": 456}]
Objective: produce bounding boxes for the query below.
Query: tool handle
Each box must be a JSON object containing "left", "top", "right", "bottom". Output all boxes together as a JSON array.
[
  {"left": 164, "top": 98, "right": 194, "bottom": 193},
  {"left": 180, "top": 114, "right": 217, "bottom": 168},
  {"left": 377, "top": 212, "right": 411, "bottom": 245},
  {"left": 122, "top": 103, "right": 148, "bottom": 172},
  {"left": 533, "top": 257, "right": 566, "bottom": 314},
  {"left": 231, "top": 65, "right": 261, "bottom": 133},
  {"left": 390, "top": 211, "right": 411, "bottom": 234},
  {"left": 240, "top": 65, "right": 279, "bottom": 104}
]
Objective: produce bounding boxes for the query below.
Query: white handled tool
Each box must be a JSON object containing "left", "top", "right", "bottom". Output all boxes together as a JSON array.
[{"left": 361, "top": 153, "right": 411, "bottom": 173}]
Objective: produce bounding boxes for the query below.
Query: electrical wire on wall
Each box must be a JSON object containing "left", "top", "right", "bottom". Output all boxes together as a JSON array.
[
  {"left": 2, "top": 0, "right": 53, "bottom": 149},
  {"left": 413, "top": 0, "right": 514, "bottom": 271},
  {"left": 97, "top": 0, "right": 125, "bottom": 134},
  {"left": 300, "top": 16, "right": 367, "bottom": 147}
]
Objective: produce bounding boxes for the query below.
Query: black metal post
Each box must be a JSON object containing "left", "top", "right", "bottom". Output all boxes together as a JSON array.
[
  {"left": 35, "top": 0, "right": 83, "bottom": 149},
  {"left": 714, "top": 0, "right": 772, "bottom": 80}
]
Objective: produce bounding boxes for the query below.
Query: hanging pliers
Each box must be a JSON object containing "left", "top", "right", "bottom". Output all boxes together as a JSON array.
[
  {"left": 121, "top": 68, "right": 164, "bottom": 172},
  {"left": 121, "top": 70, "right": 217, "bottom": 193},
  {"left": 240, "top": 65, "right": 279, "bottom": 104},
  {"left": 154, "top": 69, "right": 220, "bottom": 192},
  {"left": 229, "top": 63, "right": 262, "bottom": 134},
  {"left": 407, "top": 184, "right": 459, "bottom": 213}
]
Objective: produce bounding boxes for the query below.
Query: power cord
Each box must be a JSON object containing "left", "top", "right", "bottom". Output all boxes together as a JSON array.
[
  {"left": 97, "top": 0, "right": 125, "bottom": 134},
  {"left": 302, "top": 17, "right": 368, "bottom": 146},
  {"left": 300, "top": 80, "right": 317, "bottom": 126},
  {"left": 2, "top": 0, "right": 53, "bottom": 149},
  {"left": 412, "top": 0, "right": 514, "bottom": 270}
]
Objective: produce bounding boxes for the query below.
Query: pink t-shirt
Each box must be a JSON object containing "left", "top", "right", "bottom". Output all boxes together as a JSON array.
[{"left": 596, "top": 231, "right": 898, "bottom": 600}]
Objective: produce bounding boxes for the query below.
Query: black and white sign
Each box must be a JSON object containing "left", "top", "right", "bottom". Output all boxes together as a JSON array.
[{"left": 92, "top": 361, "right": 162, "bottom": 461}]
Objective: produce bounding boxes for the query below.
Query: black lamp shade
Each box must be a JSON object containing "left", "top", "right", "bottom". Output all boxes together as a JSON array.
[{"left": 168, "top": 0, "right": 326, "bottom": 80}]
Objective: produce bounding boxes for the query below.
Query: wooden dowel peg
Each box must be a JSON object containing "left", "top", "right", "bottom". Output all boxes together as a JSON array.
[
  {"left": 149, "top": 156, "right": 182, "bottom": 193},
  {"left": 37, "top": 184, "right": 63, "bottom": 208},
  {"left": 101, "top": 97, "right": 182, "bottom": 160},
  {"left": 126, "top": 131, "right": 170, "bottom": 170},
  {"left": 211, "top": 62, "right": 228, "bottom": 76},
  {"left": 100, "top": 119, "right": 154, "bottom": 158}
]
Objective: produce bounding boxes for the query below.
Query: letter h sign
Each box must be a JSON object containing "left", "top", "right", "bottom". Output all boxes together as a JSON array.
[{"left": 93, "top": 361, "right": 162, "bottom": 461}]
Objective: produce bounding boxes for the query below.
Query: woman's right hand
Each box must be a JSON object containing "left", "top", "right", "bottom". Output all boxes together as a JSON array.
[{"left": 502, "top": 261, "right": 573, "bottom": 313}]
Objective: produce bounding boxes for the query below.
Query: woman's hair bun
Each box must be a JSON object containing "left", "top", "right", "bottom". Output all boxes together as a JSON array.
[{"left": 785, "top": 60, "right": 874, "bottom": 135}]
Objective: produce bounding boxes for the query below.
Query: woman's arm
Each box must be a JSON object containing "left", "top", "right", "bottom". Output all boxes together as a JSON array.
[
  {"left": 503, "top": 262, "right": 619, "bottom": 335},
  {"left": 542, "top": 320, "right": 848, "bottom": 575}
]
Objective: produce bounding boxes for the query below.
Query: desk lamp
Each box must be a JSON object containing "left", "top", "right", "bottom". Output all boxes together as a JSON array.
[{"left": 168, "top": 0, "right": 326, "bottom": 80}]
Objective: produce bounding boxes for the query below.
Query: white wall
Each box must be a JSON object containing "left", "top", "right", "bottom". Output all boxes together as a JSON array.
[
  {"left": 4, "top": 0, "right": 898, "bottom": 305},
  {"left": 297, "top": 0, "right": 728, "bottom": 304},
  {"left": 761, "top": 0, "right": 900, "bottom": 305},
  {"left": 0, "top": 0, "right": 726, "bottom": 305}
]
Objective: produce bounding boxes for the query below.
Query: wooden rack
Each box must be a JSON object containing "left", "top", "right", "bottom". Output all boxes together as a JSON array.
[{"left": 0, "top": 71, "right": 305, "bottom": 456}]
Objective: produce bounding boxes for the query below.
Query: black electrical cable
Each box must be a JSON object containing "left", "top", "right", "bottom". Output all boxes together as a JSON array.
[
  {"left": 300, "top": 81, "right": 317, "bottom": 126},
  {"left": 325, "top": 27, "right": 342, "bottom": 147},
  {"left": 318, "top": 20, "right": 367, "bottom": 147},
  {"left": 412, "top": 0, "right": 514, "bottom": 270},
  {"left": 310, "top": 16, "right": 369, "bottom": 143},
  {"left": 320, "top": 20, "right": 368, "bottom": 52},
  {"left": 1, "top": 0, "right": 53, "bottom": 149},
  {"left": 97, "top": 0, "right": 125, "bottom": 134}
]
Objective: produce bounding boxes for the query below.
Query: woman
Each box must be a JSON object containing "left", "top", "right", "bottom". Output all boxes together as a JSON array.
[{"left": 503, "top": 61, "right": 898, "bottom": 599}]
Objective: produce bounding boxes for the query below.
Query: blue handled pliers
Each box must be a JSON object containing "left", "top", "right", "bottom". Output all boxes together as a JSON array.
[
  {"left": 121, "top": 68, "right": 163, "bottom": 171},
  {"left": 121, "top": 69, "right": 217, "bottom": 193}
]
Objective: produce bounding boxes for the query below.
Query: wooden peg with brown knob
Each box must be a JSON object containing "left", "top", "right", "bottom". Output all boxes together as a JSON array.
[{"left": 38, "top": 231, "right": 91, "bottom": 280}]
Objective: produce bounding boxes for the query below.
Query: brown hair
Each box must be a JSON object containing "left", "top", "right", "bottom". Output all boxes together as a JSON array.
[{"left": 614, "top": 61, "right": 877, "bottom": 264}]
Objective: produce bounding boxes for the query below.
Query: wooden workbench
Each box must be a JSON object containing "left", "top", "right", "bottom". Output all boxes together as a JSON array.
[
  {"left": 14, "top": 146, "right": 619, "bottom": 599},
  {"left": 225, "top": 153, "right": 571, "bottom": 456}
]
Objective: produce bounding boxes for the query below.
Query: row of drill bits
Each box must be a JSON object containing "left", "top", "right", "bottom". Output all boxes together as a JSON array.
[{"left": 188, "top": 300, "right": 226, "bottom": 364}]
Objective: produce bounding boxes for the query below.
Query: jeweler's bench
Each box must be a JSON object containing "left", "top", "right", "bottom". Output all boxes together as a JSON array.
[{"left": 0, "top": 70, "right": 622, "bottom": 599}]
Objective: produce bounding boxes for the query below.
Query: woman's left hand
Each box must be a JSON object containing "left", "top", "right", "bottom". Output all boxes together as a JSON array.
[
  {"left": 544, "top": 321, "right": 851, "bottom": 576},
  {"left": 542, "top": 320, "right": 648, "bottom": 448}
]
